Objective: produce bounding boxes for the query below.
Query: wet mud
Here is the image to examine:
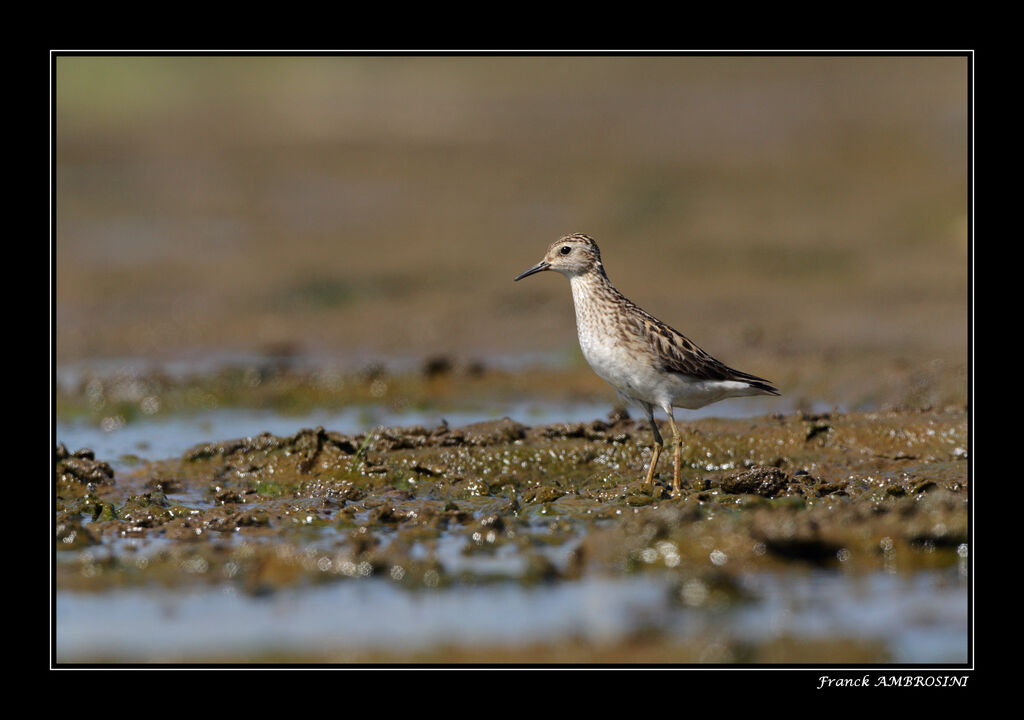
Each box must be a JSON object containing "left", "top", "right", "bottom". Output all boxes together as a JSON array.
[{"left": 56, "top": 407, "right": 968, "bottom": 597}]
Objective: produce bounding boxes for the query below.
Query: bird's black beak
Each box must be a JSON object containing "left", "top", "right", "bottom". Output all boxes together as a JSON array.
[{"left": 514, "top": 261, "right": 550, "bottom": 281}]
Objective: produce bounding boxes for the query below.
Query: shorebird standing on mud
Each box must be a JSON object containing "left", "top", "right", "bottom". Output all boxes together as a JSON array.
[{"left": 514, "top": 233, "right": 779, "bottom": 495}]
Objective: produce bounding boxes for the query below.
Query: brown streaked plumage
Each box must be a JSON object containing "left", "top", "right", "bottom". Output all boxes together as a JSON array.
[{"left": 515, "top": 233, "right": 779, "bottom": 495}]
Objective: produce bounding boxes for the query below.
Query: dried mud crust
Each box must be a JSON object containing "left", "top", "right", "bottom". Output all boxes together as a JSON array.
[{"left": 55, "top": 407, "right": 968, "bottom": 594}]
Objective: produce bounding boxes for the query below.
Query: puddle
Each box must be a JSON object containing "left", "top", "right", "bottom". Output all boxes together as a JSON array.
[
  {"left": 55, "top": 396, "right": 819, "bottom": 471},
  {"left": 54, "top": 568, "right": 966, "bottom": 663},
  {"left": 715, "top": 570, "right": 968, "bottom": 663},
  {"left": 55, "top": 404, "right": 604, "bottom": 468}
]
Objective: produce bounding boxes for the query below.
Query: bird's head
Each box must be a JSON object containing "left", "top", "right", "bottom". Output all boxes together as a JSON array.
[{"left": 514, "top": 233, "right": 606, "bottom": 281}]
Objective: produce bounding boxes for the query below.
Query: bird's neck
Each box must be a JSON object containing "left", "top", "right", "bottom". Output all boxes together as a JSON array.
[{"left": 569, "top": 270, "right": 620, "bottom": 325}]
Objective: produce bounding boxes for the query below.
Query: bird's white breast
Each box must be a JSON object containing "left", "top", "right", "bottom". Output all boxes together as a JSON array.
[
  {"left": 570, "top": 276, "right": 656, "bottom": 403},
  {"left": 569, "top": 275, "right": 764, "bottom": 411}
]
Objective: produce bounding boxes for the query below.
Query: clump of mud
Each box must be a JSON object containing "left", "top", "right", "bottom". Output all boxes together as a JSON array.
[{"left": 55, "top": 407, "right": 968, "bottom": 596}]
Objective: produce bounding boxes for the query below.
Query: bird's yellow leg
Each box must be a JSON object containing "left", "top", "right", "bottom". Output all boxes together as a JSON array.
[
  {"left": 667, "top": 411, "right": 683, "bottom": 495},
  {"left": 642, "top": 407, "right": 663, "bottom": 493},
  {"left": 643, "top": 439, "right": 662, "bottom": 491}
]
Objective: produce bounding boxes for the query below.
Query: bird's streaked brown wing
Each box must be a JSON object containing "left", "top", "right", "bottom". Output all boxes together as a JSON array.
[{"left": 633, "top": 306, "right": 779, "bottom": 395}]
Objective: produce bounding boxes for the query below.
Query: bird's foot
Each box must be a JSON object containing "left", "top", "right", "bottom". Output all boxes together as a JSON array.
[{"left": 670, "top": 476, "right": 689, "bottom": 497}]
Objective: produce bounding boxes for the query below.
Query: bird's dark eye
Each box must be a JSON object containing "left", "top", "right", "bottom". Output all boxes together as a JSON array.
[{"left": 560, "top": 246, "right": 571, "bottom": 255}]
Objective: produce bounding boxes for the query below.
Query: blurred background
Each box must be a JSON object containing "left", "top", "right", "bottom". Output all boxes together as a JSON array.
[
  {"left": 55, "top": 54, "right": 968, "bottom": 414},
  {"left": 53, "top": 53, "right": 971, "bottom": 666}
]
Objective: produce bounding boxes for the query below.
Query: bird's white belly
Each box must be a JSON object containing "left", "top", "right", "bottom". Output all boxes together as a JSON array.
[
  {"left": 577, "top": 330, "right": 652, "bottom": 400},
  {"left": 576, "top": 319, "right": 760, "bottom": 411},
  {"left": 570, "top": 276, "right": 761, "bottom": 412}
]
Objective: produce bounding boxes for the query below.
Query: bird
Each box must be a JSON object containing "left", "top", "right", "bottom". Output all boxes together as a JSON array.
[{"left": 514, "top": 233, "right": 779, "bottom": 495}]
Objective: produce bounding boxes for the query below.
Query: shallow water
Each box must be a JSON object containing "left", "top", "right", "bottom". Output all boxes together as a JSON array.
[
  {"left": 55, "top": 568, "right": 967, "bottom": 663},
  {"left": 55, "top": 404, "right": 606, "bottom": 468},
  {"left": 53, "top": 376, "right": 964, "bottom": 666},
  {"left": 55, "top": 396, "right": 819, "bottom": 470}
]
